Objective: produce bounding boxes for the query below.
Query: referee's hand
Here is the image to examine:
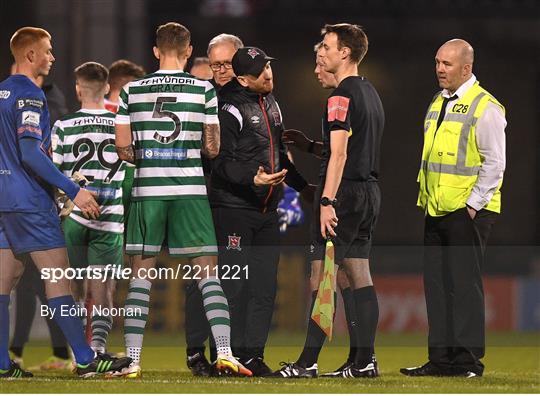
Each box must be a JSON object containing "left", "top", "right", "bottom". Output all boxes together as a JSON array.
[
  {"left": 320, "top": 205, "right": 338, "bottom": 238},
  {"left": 73, "top": 189, "right": 100, "bottom": 219}
]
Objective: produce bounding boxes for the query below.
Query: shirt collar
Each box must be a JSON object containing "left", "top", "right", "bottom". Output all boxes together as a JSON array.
[
  {"left": 442, "top": 74, "right": 476, "bottom": 99},
  {"left": 155, "top": 69, "right": 184, "bottom": 74},
  {"left": 79, "top": 108, "right": 109, "bottom": 114}
]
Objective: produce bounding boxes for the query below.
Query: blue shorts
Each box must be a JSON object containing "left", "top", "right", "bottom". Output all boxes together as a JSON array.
[
  {"left": 0, "top": 221, "right": 8, "bottom": 249},
  {"left": 0, "top": 207, "right": 65, "bottom": 255}
]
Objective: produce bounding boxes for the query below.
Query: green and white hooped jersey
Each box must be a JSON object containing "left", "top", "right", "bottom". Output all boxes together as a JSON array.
[
  {"left": 115, "top": 70, "right": 218, "bottom": 201},
  {"left": 52, "top": 109, "right": 125, "bottom": 233}
]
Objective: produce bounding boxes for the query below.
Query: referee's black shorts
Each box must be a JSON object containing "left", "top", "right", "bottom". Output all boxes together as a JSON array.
[{"left": 309, "top": 179, "right": 380, "bottom": 263}]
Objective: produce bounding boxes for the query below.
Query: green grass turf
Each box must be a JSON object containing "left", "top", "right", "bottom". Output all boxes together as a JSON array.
[{"left": 1, "top": 332, "right": 538, "bottom": 393}]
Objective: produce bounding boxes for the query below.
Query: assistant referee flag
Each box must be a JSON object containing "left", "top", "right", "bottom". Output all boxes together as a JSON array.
[{"left": 311, "top": 240, "right": 336, "bottom": 339}]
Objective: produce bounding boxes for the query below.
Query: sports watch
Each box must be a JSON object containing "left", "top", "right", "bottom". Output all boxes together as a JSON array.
[{"left": 320, "top": 196, "right": 337, "bottom": 207}]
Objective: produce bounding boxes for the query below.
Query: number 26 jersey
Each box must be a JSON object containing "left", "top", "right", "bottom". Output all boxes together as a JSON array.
[{"left": 52, "top": 109, "right": 125, "bottom": 233}]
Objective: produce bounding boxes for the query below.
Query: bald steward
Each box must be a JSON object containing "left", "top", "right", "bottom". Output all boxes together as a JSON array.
[{"left": 435, "top": 38, "right": 475, "bottom": 94}]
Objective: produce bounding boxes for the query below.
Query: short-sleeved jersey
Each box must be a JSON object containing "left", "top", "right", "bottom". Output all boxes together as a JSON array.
[
  {"left": 319, "top": 76, "right": 384, "bottom": 182},
  {"left": 0, "top": 74, "right": 55, "bottom": 212},
  {"left": 115, "top": 70, "right": 218, "bottom": 201},
  {"left": 53, "top": 109, "right": 125, "bottom": 233}
]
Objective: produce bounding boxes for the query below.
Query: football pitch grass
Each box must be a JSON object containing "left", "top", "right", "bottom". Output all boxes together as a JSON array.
[{"left": 1, "top": 332, "right": 538, "bottom": 393}]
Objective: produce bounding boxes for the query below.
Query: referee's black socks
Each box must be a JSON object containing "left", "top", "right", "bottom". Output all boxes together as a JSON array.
[
  {"left": 353, "top": 285, "right": 379, "bottom": 366},
  {"left": 341, "top": 287, "right": 359, "bottom": 363}
]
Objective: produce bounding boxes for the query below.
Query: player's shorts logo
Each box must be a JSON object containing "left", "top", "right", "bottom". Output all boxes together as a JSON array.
[
  {"left": 250, "top": 115, "right": 260, "bottom": 124},
  {"left": 226, "top": 234, "right": 242, "bottom": 251}
]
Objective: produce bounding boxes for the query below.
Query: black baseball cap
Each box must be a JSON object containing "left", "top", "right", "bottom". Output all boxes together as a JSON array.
[{"left": 232, "top": 47, "right": 275, "bottom": 77}]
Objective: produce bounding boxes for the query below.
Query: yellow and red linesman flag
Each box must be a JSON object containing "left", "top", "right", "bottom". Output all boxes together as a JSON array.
[{"left": 311, "top": 239, "right": 336, "bottom": 340}]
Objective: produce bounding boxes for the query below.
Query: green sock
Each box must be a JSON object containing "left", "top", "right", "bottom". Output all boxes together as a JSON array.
[
  {"left": 91, "top": 314, "right": 113, "bottom": 353},
  {"left": 198, "top": 277, "right": 232, "bottom": 356},
  {"left": 124, "top": 278, "right": 151, "bottom": 364}
]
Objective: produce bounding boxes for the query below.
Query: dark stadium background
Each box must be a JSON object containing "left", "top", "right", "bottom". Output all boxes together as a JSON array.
[{"left": 1, "top": 0, "right": 539, "bottom": 334}]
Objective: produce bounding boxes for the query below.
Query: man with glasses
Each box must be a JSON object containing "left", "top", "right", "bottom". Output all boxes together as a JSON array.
[{"left": 207, "top": 34, "right": 243, "bottom": 88}]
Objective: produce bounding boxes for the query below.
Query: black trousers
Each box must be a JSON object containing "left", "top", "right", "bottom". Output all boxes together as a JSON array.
[
  {"left": 423, "top": 207, "right": 497, "bottom": 375},
  {"left": 212, "top": 207, "right": 280, "bottom": 360}
]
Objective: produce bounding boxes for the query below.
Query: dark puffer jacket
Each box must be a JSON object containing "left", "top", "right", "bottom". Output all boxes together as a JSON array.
[{"left": 209, "top": 79, "right": 307, "bottom": 212}]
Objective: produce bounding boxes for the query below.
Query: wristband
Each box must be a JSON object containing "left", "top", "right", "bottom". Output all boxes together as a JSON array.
[{"left": 320, "top": 196, "right": 337, "bottom": 207}]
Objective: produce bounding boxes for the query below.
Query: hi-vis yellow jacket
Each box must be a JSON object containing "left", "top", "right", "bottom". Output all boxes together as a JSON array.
[{"left": 417, "top": 81, "right": 505, "bottom": 217}]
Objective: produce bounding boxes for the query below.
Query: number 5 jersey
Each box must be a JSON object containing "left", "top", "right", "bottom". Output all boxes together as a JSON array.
[{"left": 115, "top": 70, "right": 218, "bottom": 201}]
